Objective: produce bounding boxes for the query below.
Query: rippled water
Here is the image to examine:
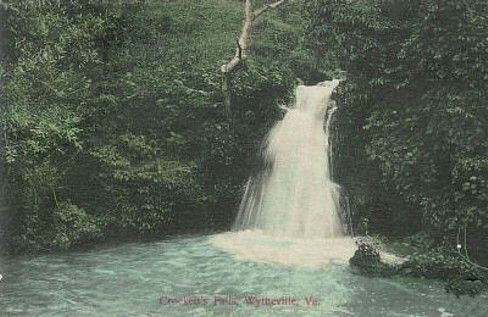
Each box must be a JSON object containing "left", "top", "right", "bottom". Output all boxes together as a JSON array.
[{"left": 0, "top": 234, "right": 487, "bottom": 316}]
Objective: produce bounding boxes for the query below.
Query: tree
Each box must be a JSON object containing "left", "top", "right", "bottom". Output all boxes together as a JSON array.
[{"left": 221, "top": 0, "right": 288, "bottom": 117}]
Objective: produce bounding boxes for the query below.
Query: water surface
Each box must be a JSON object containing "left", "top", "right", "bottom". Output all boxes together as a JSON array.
[{"left": 0, "top": 235, "right": 486, "bottom": 316}]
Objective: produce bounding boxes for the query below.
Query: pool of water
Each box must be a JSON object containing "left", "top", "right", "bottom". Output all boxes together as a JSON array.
[{"left": 0, "top": 234, "right": 487, "bottom": 316}]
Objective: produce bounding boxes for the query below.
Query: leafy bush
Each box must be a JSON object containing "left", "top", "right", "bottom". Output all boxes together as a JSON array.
[
  {"left": 50, "top": 201, "right": 102, "bottom": 250},
  {"left": 401, "top": 247, "right": 488, "bottom": 296},
  {"left": 403, "top": 249, "right": 480, "bottom": 280},
  {"left": 12, "top": 201, "right": 102, "bottom": 252}
]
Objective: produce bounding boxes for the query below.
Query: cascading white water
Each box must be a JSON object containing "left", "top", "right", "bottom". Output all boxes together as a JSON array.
[
  {"left": 233, "top": 80, "right": 344, "bottom": 239},
  {"left": 212, "top": 80, "right": 357, "bottom": 267}
]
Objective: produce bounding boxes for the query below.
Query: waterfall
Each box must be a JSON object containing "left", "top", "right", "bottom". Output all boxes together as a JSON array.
[
  {"left": 233, "top": 80, "right": 345, "bottom": 239},
  {"left": 212, "top": 80, "right": 357, "bottom": 267}
]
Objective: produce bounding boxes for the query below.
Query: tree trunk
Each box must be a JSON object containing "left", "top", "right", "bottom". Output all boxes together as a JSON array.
[{"left": 221, "top": 0, "right": 288, "bottom": 118}]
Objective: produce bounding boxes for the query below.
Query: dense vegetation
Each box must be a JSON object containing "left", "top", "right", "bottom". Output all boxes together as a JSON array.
[
  {"left": 304, "top": 0, "right": 488, "bottom": 263},
  {"left": 0, "top": 0, "right": 310, "bottom": 253}
]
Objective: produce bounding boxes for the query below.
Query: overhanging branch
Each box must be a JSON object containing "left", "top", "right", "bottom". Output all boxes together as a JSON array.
[{"left": 253, "top": 0, "right": 286, "bottom": 20}]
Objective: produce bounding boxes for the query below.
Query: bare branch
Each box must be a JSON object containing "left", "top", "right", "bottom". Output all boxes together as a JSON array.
[
  {"left": 221, "top": 0, "right": 289, "bottom": 74},
  {"left": 253, "top": 0, "right": 287, "bottom": 20},
  {"left": 221, "top": 0, "right": 253, "bottom": 74},
  {"left": 220, "top": 0, "right": 290, "bottom": 116}
]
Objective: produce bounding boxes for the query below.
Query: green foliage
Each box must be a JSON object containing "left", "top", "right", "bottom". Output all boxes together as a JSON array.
[
  {"left": 49, "top": 201, "right": 102, "bottom": 250},
  {"left": 1, "top": 0, "right": 125, "bottom": 252},
  {"left": 90, "top": 134, "right": 203, "bottom": 234},
  {"left": 305, "top": 0, "right": 488, "bottom": 253},
  {"left": 401, "top": 247, "right": 488, "bottom": 297},
  {"left": 12, "top": 201, "right": 102, "bottom": 252},
  {"left": 1, "top": 0, "right": 307, "bottom": 252},
  {"left": 350, "top": 235, "right": 488, "bottom": 296},
  {"left": 403, "top": 249, "right": 481, "bottom": 280}
]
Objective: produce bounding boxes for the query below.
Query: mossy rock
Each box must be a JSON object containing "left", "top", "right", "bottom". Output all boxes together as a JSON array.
[{"left": 349, "top": 242, "right": 397, "bottom": 277}]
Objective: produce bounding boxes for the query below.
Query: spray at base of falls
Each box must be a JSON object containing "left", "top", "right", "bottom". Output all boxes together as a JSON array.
[
  {"left": 211, "top": 230, "right": 356, "bottom": 268},
  {"left": 212, "top": 80, "right": 357, "bottom": 267}
]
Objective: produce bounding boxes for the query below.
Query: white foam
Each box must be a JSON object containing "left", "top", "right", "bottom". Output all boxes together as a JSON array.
[{"left": 211, "top": 230, "right": 356, "bottom": 268}]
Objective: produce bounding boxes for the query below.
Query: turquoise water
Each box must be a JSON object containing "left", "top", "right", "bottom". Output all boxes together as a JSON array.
[{"left": 0, "top": 234, "right": 487, "bottom": 316}]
